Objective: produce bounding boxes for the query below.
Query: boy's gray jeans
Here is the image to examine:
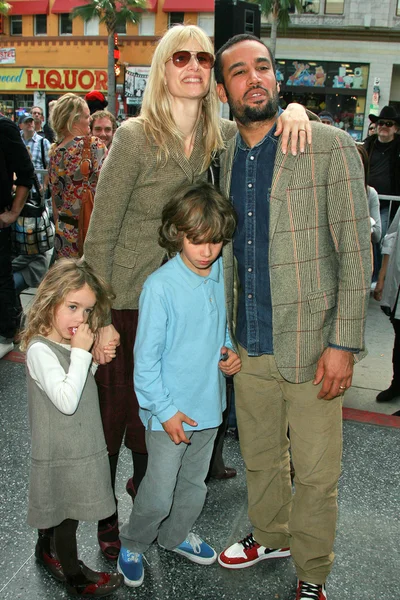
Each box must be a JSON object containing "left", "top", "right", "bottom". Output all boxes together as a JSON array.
[{"left": 119, "top": 426, "right": 218, "bottom": 553}]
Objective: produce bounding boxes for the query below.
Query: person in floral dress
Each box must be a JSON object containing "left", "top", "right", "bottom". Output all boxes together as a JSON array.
[{"left": 48, "top": 93, "right": 107, "bottom": 258}]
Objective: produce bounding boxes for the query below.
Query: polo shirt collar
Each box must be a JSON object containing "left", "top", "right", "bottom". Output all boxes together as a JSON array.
[{"left": 175, "top": 252, "right": 221, "bottom": 289}]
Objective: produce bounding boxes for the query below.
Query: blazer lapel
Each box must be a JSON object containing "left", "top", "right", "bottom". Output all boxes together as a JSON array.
[{"left": 269, "top": 141, "right": 299, "bottom": 244}]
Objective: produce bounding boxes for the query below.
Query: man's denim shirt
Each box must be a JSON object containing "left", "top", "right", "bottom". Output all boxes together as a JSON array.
[{"left": 230, "top": 122, "right": 279, "bottom": 357}]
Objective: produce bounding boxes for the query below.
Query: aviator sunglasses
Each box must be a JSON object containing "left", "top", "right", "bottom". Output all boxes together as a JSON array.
[
  {"left": 167, "top": 50, "right": 215, "bottom": 69},
  {"left": 377, "top": 120, "right": 396, "bottom": 127}
]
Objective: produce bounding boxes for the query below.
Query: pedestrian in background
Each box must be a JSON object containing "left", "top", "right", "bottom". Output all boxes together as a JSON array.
[{"left": 48, "top": 93, "right": 106, "bottom": 258}]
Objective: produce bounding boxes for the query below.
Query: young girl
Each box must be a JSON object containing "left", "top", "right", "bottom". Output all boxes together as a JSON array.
[
  {"left": 20, "top": 259, "right": 123, "bottom": 597},
  {"left": 117, "top": 182, "right": 241, "bottom": 587}
]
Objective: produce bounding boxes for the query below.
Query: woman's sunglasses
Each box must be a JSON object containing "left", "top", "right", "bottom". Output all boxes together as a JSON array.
[{"left": 167, "top": 51, "right": 215, "bottom": 69}]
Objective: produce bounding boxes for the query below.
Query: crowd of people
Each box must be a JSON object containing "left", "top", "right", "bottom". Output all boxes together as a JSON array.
[{"left": 0, "top": 23, "right": 398, "bottom": 600}]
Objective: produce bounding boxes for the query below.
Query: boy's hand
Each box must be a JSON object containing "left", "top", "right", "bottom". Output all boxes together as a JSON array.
[
  {"left": 219, "top": 347, "right": 241, "bottom": 376},
  {"left": 71, "top": 324, "right": 95, "bottom": 352},
  {"left": 162, "top": 411, "right": 198, "bottom": 445}
]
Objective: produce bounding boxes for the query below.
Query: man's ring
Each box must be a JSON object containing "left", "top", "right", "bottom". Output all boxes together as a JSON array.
[
  {"left": 339, "top": 385, "right": 346, "bottom": 390},
  {"left": 299, "top": 128, "right": 306, "bottom": 131}
]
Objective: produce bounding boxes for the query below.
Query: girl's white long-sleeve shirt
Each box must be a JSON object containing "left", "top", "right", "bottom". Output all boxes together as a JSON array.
[{"left": 26, "top": 341, "right": 97, "bottom": 415}]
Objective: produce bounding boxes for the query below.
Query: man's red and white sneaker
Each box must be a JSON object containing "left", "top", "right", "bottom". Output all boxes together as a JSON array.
[
  {"left": 218, "top": 533, "right": 290, "bottom": 569},
  {"left": 296, "top": 580, "right": 327, "bottom": 600}
]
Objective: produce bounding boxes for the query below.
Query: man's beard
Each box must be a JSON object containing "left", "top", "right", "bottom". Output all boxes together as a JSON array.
[{"left": 227, "top": 86, "right": 280, "bottom": 126}]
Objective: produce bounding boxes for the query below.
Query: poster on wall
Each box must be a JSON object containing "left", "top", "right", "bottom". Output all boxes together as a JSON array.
[
  {"left": 0, "top": 48, "right": 16, "bottom": 65},
  {"left": 125, "top": 66, "right": 150, "bottom": 105},
  {"left": 278, "top": 60, "right": 369, "bottom": 90}
]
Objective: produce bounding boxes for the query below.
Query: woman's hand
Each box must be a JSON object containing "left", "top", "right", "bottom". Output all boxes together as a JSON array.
[
  {"left": 275, "top": 103, "right": 312, "bottom": 155},
  {"left": 92, "top": 324, "right": 120, "bottom": 364},
  {"left": 103, "top": 340, "right": 118, "bottom": 360}
]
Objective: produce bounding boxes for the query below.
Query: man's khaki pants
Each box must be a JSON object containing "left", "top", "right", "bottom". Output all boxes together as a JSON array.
[{"left": 234, "top": 347, "right": 343, "bottom": 584}]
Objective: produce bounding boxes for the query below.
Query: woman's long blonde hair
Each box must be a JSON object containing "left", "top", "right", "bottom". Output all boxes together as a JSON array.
[
  {"left": 139, "top": 24, "right": 224, "bottom": 171},
  {"left": 20, "top": 259, "right": 115, "bottom": 352},
  {"left": 50, "top": 93, "right": 88, "bottom": 146}
]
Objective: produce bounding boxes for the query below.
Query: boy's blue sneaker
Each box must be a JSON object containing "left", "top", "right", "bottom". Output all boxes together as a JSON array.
[
  {"left": 171, "top": 533, "right": 217, "bottom": 565},
  {"left": 117, "top": 547, "right": 144, "bottom": 587}
]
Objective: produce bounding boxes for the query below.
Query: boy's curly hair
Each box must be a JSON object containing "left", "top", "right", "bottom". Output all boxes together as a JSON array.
[{"left": 158, "top": 182, "right": 237, "bottom": 255}]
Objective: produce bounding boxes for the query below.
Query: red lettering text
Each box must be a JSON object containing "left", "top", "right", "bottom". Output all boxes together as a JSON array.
[
  {"left": 26, "top": 69, "right": 37, "bottom": 89},
  {"left": 95, "top": 70, "right": 108, "bottom": 91},
  {"left": 46, "top": 70, "right": 64, "bottom": 90},
  {"left": 78, "top": 70, "right": 95, "bottom": 90},
  {"left": 64, "top": 69, "right": 78, "bottom": 90}
]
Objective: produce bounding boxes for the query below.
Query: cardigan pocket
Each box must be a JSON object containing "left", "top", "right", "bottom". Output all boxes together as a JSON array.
[
  {"left": 307, "top": 288, "right": 336, "bottom": 314},
  {"left": 113, "top": 245, "right": 138, "bottom": 269}
]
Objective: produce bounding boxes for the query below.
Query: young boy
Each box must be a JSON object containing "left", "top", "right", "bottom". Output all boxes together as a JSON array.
[{"left": 117, "top": 182, "right": 241, "bottom": 587}]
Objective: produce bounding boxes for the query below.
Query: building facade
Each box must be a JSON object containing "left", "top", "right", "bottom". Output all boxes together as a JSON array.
[
  {"left": 262, "top": 0, "right": 400, "bottom": 139},
  {"left": 1, "top": 0, "right": 399, "bottom": 135},
  {"left": 0, "top": 0, "right": 214, "bottom": 120}
]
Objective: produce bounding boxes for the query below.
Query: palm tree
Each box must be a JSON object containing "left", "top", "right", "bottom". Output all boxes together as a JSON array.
[
  {"left": 0, "top": 2, "right": 11, "bottom": 15},
  {"left": 254, "top": 0, "right": 303, "bottom": 56},
  {"left": 72, "top": 0, "right": 145, "bottom": 115}
]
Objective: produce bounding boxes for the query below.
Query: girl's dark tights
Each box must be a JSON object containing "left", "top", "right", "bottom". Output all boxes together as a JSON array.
[{"left": 53, "top": 519, "right": 85, "bottom": 584}]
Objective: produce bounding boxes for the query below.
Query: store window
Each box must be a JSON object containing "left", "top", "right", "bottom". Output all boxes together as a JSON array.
[
  {"left": 10, "top": 15, "right": 22, "bottom": 36},
  {"left": 276, "top": 58, "right": 369, "bottom": 141},
  {"left": 302, "top": 0, "right": 320, "bottom": 13},
  {"left": 35, "top": 15, "right": 47, "bottom": 36},
  {"left": 84, "top": 16, "right": 99, "bottom": 35},
  {"left": 325, "top": 0, "right": 344, "bottom": 14},
  {"left": 59, "top": 14, "right": 72, "bottom": 35},
  {"left": 198, "top": 13, "right": 214, "bottom": 36},
  {"left": 244, "top": 10, "right": 255, "bottom": 33},
  {"left": 397, "top": 0, "right": 400, "bottom": 16},
  {"left": 169, "top": 12, "right": 184, "bottom": 27},
  {"left": 115, "top": 20, "right": 126, "bottom": 35},
  {"left": 0, "top": 96, "right": 15, "bottom": 120},
  {"left": 139, "top": 13, "right": 155, "bottom": 36}
]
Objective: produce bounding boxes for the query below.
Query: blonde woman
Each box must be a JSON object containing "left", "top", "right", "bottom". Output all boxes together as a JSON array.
[
  {"left": 84, "top": 24, "right": 310, "bottom": 562},
  {"left": 48, "top": 93, "right": 107, "bottom": 258}
]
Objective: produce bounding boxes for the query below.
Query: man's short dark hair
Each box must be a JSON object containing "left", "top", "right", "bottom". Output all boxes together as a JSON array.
[{"left": 214, "top": 34, "right": 276, "bottom": 85}]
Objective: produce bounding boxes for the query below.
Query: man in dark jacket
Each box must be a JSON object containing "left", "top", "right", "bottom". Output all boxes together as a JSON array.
[
  {"left": 0, "top": 116, "right": 34, "bottom": 358},
  {"left": 363, "top": 106, "right": 400, "bottom": 280},
  {"left": 363, "top": 107, "right": 400, "bottom": 229}
]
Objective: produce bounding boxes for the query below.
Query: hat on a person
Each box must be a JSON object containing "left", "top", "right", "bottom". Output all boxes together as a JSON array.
[
  {"left": 369, "top": 105, "right": 400, "bottom": 125},
  {"left": 18, "top": 113, "right": 34, "bottom": 125},
  {"left": 85, "top": 90, "right": 108, "bottom": 114},
  {"left": 318, "top": 111, "right": 334, "bottom": 125}
]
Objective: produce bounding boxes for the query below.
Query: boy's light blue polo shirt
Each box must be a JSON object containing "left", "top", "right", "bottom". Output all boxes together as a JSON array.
[{"left": 134, "top": 253, "right": 232, "bottom": 432}]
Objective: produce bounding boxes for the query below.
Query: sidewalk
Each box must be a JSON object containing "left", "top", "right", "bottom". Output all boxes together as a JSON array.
[{"left": 0, "top": 290, "right": 399, "bottom": 600}]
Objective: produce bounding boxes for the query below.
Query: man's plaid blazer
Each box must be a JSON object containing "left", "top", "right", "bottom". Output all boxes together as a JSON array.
[{"left": 221, "top": 121, "right": 372, "bottom": 383}]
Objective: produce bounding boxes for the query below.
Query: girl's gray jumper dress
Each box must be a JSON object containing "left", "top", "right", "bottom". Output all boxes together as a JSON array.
[{"left": 26, "top": 336, "right": 115, "bottom": 529}]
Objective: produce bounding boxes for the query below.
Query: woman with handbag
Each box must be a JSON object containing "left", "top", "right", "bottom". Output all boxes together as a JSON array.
[
  {"left": 84, "top": 24, "right": 311, "bottom": 562},
  {"left": 48, "top": 93, "right": 107, "bottom": 258}
]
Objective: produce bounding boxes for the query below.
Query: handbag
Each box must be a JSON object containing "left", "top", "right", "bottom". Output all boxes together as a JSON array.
[
  {"left": 11, "top": 174, "right": 54, "bottom": 256},
  {"left": 77, "top": 136, "right": 94, "bottom": 257}
]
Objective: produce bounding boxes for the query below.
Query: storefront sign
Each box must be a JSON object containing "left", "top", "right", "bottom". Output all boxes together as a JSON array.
[
  {"left": 0, "top": 67, "right": 108, "bottom": 91},
  {"left": 125, "top": 66, "right": 150, "bottom": 105},
  {"left": 0, "top": 48, "right": 16, "bottom": 65}
]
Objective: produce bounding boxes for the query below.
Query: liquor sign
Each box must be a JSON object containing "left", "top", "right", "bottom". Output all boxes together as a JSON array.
[
  {"left": 0, "top": 48, "right": 16, "bottom": 65},
  {"left": 0, "top": 67, "right": 108, "bottom": 92}
]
